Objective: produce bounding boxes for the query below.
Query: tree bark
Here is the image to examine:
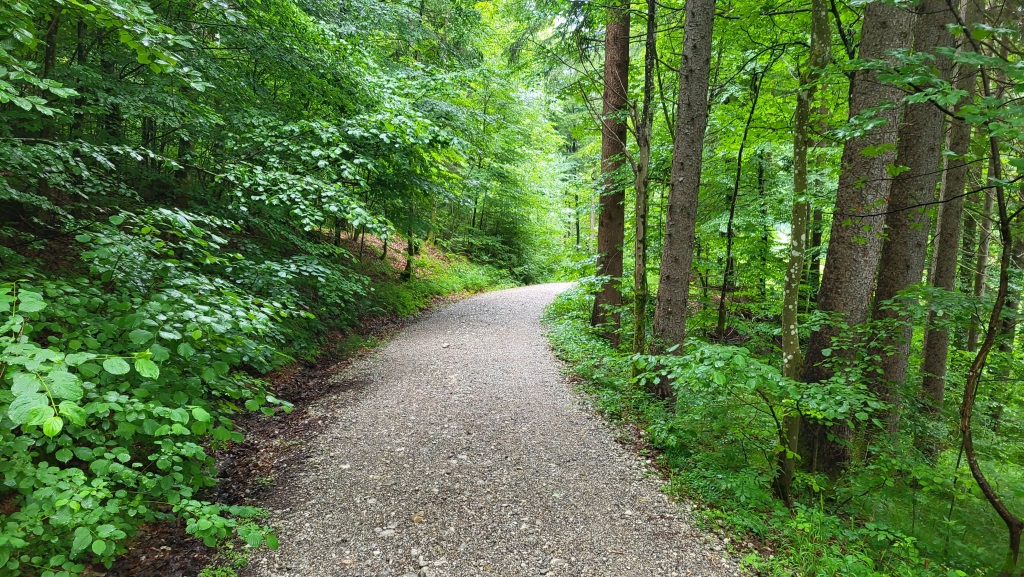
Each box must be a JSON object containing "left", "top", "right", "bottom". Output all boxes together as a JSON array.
[
  {"left": 868, "top": 0, "right": 956, "bottom": 432},
  {"left": 920, "top": 0, "right": 982, "bottom": 418},
  {"left": 808, "top": 209, "right": 823, "bottom": 302},
  {"left": 967, "top": 180, "right": 995, "bottom": 351},
  {"left": 590, "top": 0, "right": 630, "bottom": 345},
  {"left": 651, "top": 0, "right": 717, "bottom": 353},
  {"left": 800, "top": 1, "right": 914, "bottom": 473},
  {"left": 633, "top": 0, "right": 657, "bottom": 356},
  {"left": 775, "top": 0, "right": 829, "bottom": 506}
]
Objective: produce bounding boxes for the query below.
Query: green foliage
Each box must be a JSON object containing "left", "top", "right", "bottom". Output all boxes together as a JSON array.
[
  {"left": 1, "top": 0, "right": 570, "bottom": 571},
  {"left": 544, "top": 288, "right": 996, "bottom": 577}
]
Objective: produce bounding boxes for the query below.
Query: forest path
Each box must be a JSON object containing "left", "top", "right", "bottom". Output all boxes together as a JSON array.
[{"left": 247, "top": 284, "right": 737, "bottom": 577}]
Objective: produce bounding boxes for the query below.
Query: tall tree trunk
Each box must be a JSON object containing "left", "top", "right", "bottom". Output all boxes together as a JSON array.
[
  {"left": 868, "top": 0, "right": 956, "bottom": 431},
  {"left": 808, "top": 208, "right": 823, "bottom": 300},
  {"left": 799, "top": 1, "right": 914, "bottom": 473},
  {"left": 651, "top": 0, "right": 716, "bottom": 353},
  {"left": 920, "top": 0, "right": 981, "bottom": 420},
  {"left": 40, "top": 6, "right": 62, "bottom": 141},
  {"left": 758, "top": 153, "right": 769, "bottom": 300},
  {"left": 968, "top": 182, "right": 995, "bottom": 351},
  {"left": 774, "top": 0, "right": 829, "bottom": 506},
  {"left": 716, "top": 75, "right": 761, "bottom": 340},
  {"left": 633, "top": 0, "right": 657, "bottom": 356},
  {"left": 402, "top": 232, "right": 415, "bottom": 280},
  {"left": 590, "top": 0, "right": 630, "bottom": 346}
]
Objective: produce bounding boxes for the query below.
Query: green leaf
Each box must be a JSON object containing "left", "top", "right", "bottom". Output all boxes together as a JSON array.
[
  {"left": 9, "top": 393, "right": 49, "bottom": 424},
  {"left": 242, "top": 528, "right": 263, "bottom": 547},
  {"left": 129, "top": 329, "right": 154, "bottom": 345},
  {"left": 12, "top": 372, "right": 41, "bottom": 396},
  {"left": 150, "top": 343, "right": 171, "bottom": 362},
  {"left": 134, "top": 358, "right": 160, "bottom": 380},
  {"left": 821, "top": 348, "right": 832, "bottom": 357},
  {"left": 192, "top": 407, "right": 212, "bottom": 422},
  {"left": 17, "top": 290, "right": 46, "bottom": 312},
  {"left": 265, "top": 533, "right": 279, "bottom": 549},
  {"left": 78, "top": 362, "right": 102, "bottom": 378},
  {"left": 59, "top": 401, "right": 88, "bottom": 426},
  {"left": 92, "top": 539, "right": 106, "bottom": 555},
  {"left": 72, "top": 527, "right": 92, "bottom": 553},
  {"left": 103, "top": 357, "right": 130, "bottom": 375},
  {"left": 108, "top": 215, "right": 125, "bottom": 225},
  {"left": 55, "top": 448, "right": 74, "bottom": 462},
  {"left": 43, "top": 416, "right": 64, "bottom": 437},
  {"left": 65, "top": 352, "right": 96, "bottom": 366},
  {"left": 26, "top": 405, "right": 55, "bottom": 426},
  {"left": 48, "top": 371, "right": 83, "bottom": 401}
]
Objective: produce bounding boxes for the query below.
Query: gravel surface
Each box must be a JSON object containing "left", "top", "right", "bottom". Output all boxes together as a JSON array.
[{"left": 247, "top": 283, "right": 739, "bottom": 577}]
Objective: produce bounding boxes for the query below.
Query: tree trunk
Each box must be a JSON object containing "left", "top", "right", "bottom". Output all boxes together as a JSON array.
[
  {"left": 967, "top": 183, "right": 995, "bottom": 351},
  {"left": 716, "top": 74, "right": 761, "bottom": 341},
  {"left": 633, "top": 0, "right": 657, "bottom": 356},
  {"left": 590, "top": 0, "right": 630, "bottom": 346},
  {"left": 402, "top": 232, "right": 415, "bottom": 280},
  {"left": 808, "top": 209, "right": 823, "bottom": 301},
  {"left": 758, "top": 153, "right": 770, "bottom": 300},
  {"left": 920, "top": 0, "right": 982, "bottom": 419},
  {"left": 651, "top": 0, "right": 716, "bottom": 353},
  {"left": 40, "top": 6, "right": 62, "bottom": 141},
  {"left": 868, "top": 0, "right": 955, "bottom": 432},
  {"left": 800, "top": 1, "right": 914, "bottom": 473},
  {"left": 774, "top": 0, "right": 829, "bottom": 506}
]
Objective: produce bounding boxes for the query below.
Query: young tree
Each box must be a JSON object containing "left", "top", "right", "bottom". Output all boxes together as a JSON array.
[
  {"left": 776, "top": 0, "right": 830, "bottom": 505},
  {"left": 633, "top": 0, "right": 657, "bottom": 355},
  {"left": 920, "top": 0, "right": 983, "bottom": 419}
]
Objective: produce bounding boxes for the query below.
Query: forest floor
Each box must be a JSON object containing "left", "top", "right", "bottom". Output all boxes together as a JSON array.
[{"left": 238, "top": 283, "right": 738, "bottom": 577}]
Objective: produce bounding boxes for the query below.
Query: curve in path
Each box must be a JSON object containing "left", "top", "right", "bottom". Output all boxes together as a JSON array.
[{"left": 248, "top": 283, "right": 737, "bottom": 577}]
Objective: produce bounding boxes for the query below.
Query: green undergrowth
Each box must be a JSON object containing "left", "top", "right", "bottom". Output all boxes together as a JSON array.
[
  {"left": 543, "top": 285, "right": 988, "bottom": 577},
  {"left": 0, "top": 207, "right": 511, "bottom": 577},
  {"left": 366, "top": 253, "right": 516, "bottom": 318}
]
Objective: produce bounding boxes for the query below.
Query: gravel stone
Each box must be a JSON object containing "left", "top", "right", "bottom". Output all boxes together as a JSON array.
[{"left": 246, "top": 283, "right": 740, "bottom": 577}]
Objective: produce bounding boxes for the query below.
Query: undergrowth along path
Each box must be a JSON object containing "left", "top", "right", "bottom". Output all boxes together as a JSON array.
[{"left": 247, "top": 284, "right": 738, "bottom": 577}]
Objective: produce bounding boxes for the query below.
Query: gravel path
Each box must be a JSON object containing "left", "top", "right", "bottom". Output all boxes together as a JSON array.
[{"left": 247, "top": 283, "right": 738, "bottom": 577}]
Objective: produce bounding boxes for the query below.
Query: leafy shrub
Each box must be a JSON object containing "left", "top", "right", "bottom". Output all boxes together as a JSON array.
[{"left": 543, "top": 287, "right": 981, "bottom": 577}]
